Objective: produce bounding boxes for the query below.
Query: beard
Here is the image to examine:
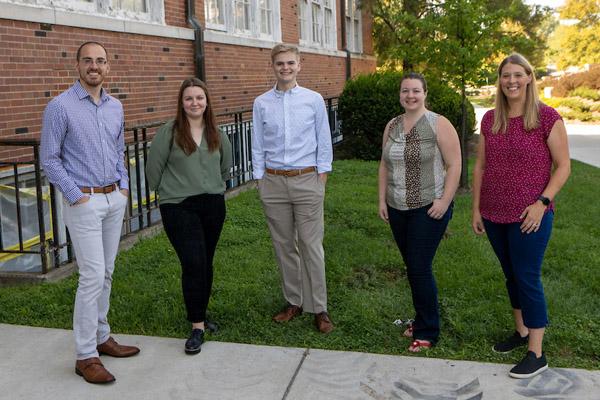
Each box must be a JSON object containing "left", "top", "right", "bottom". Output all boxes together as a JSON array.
[{"left": 80, "top": 69, "right": 105, "bottom": 87}]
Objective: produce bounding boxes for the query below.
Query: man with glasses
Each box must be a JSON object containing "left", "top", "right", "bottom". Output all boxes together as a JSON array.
[{"left": 41, "top": 41, "right": 139, "bottom": 384}]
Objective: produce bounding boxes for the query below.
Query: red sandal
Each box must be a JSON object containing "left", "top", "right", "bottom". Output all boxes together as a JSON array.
[
  {"left": 403, "top": 324, "right": 413, "bottom": 338},
  {"left": 408, "top": 339, "right": 432, "bottom": 352}
]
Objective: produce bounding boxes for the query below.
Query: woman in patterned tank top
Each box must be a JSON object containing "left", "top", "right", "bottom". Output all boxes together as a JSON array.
[
  {"left": 378, "top": 73, "right": 462, "bottom": 352},
  {"left": 472, "top": 54, "right": 570, "bottom": 379}
]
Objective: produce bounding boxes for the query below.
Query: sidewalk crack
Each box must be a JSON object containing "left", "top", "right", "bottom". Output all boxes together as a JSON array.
[{"left": 282, "top": 348, "right": 310, "bottom": 400}]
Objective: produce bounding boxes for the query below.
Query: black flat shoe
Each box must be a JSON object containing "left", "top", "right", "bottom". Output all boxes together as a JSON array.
[
  {"left": 509, "top": 351, "right": 548, "bottom": 379},
  {"left": 184, "top": 329, "right": 204, "bottom": 355},
  {"left": 204, "top": 319, "right": 219, "bottom": 334}
]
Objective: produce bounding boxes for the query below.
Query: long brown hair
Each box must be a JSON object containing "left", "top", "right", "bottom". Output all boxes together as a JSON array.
[
  {"left": 493, "top": 53, "right": 540, "bottom": 134},
  {"left": 173, "top": 78, "right": 220, "bottom": 155}
]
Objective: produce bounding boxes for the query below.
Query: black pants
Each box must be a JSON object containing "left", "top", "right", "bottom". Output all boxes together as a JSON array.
[
  {"left": 160, "top": 194, "right": 226, "bottom": 323},
  {"left": 388, "top": 203, "right": 452, "bottom": 344}
]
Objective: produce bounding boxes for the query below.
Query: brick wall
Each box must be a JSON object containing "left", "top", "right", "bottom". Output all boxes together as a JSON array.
[{"left": 0, "top": 0, "right": 376, "bottom": 162}]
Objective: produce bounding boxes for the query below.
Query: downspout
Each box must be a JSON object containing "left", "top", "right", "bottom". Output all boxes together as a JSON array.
[
  {"left": 186, "top": 0, "right": 206, "bottom": 82},
  {"left": 340, "top": 0, "right": 352, "bottom": 81}
]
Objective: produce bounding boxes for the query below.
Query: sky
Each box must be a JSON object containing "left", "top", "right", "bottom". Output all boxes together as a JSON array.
[{"left": 524, "top": 0, "right": 565, "bottom": 8}]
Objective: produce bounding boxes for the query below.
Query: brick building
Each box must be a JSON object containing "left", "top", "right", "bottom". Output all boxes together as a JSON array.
[{"left": 0, "top": 0, "right": 376, "bottom": 161}]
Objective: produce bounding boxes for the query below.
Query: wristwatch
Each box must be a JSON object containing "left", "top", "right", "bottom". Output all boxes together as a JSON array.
[{"left": 538, "top": 195, "right": 551, "bottom": 206}]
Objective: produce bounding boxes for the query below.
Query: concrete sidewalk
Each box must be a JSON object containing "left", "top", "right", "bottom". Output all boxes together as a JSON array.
[{"left": 1, "top": 324, "right": 598, "bottom": 400}]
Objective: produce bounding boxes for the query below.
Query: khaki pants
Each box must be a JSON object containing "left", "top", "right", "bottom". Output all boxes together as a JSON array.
[{"left": 259, "top": 171, "right": 328, "bottom": 314}]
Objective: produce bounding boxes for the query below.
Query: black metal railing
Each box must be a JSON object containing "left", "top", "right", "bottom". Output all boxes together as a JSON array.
[{"left": 0, "top": 97, "right": 340, "bottom": 275}]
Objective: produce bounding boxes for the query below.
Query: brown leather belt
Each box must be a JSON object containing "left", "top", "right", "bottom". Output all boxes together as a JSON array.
[
  {"left": 80, "top": 183, "right": 118, "bottom": 194},
  {"left": 265, "top": 167, "right": 316, "bottom": 177}
]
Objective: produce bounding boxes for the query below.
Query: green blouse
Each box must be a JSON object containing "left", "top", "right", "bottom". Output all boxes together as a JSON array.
[{"left": 145, "top": 120, "right": 233, "bottom": 204}]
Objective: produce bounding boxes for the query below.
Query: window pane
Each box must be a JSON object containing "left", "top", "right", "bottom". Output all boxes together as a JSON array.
[
  {"left": 234, "top": 0, "right": 251, "bottom": 31},
  {"left": 114, "top": 0, "right": 146, "bottom": 12},
  {"left": 206, "top": 0, "right": 225, "bottom": 25},
  {"left": 259, "top": 0, "right": 272, "bottom": 35},
  {"left": 311, "top": 1, "right": 322, "bottom": 44},
  {"left": 299, "top": 0, "right": 309, "bottom": 40},
  {"left": 324, "top": 8, "right": 332, "bottom": 45},
  {"left": 354, "top": 19, "right": 360, "bottom": 52},
  {"left": 345, "top": 16, "right": 352, "bottom": 50}
]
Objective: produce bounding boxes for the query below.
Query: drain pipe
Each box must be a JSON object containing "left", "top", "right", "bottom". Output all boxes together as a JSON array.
[
  {"left": 340, "top": 0, "right": 352, "bottom": 81},
  {"left": 186, "top": 0, "right": 206, "bottom": 82}
]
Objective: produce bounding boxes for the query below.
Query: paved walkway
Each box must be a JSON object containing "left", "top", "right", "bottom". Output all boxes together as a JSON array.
[
  {"left": 474, "top": 106, "right": 600, "bottom": 168},
  {"left": 1, "top": 323, "right": 599, "bottom": 400}
]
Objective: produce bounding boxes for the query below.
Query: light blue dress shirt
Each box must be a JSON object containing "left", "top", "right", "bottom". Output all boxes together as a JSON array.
[
  {"left": 40, "top": 80, "right": 128, "bottom": 204},
  {"left": 251, "top": 85, "right": 333, "bottom": 179}
]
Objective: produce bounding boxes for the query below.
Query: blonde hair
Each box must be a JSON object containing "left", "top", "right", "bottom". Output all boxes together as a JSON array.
[
  {"left": 270, "top": 43, "right": 300, "bottom": 62},
  {"left": 492, "top": 53, "right": 540, "bottom": 134}
]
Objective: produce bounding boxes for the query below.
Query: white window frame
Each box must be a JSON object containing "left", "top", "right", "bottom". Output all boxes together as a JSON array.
[
  {"left": 298, "top": 0, "right": 336, "bottom": 50},
  {"left": 1, "top": 0, "right": 164, "bottom": 24},
  {"left": 204, "top": 0, "right": 280, "bottom": 41},
  {"left": 345, "top": 0, "right": 362, "bottom": 53}
]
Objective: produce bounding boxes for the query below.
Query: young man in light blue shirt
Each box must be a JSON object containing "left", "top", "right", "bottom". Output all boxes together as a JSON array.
[{"left": 252, "top": 43, "right": 334, "bottom": 333}]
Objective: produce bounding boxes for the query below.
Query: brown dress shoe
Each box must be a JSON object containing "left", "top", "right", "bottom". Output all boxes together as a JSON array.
[
  {"left": 75, "top": 357, "right": 115, "bottom": 384},
  {"left": 272, "top": 304, "right": 303, "bottom": 322},
  {"left": 315, "top": 312, "right": 334, "bottom": 333},
  {"left": 97, "top": 336, "right": 140, "bottom": 357}
]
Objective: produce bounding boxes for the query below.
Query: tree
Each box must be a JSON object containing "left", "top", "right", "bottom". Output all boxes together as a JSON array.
[
  {"left": 365, "top": 0, "right": 553, "bottom": 187},
  {"left": 549, "top": 0, "right": 600, "bottom": 68}
]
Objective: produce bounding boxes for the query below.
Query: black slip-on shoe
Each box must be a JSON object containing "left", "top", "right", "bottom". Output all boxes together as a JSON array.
[
  {"left": 492, "top": 331, "right": 528, "bottom": 353},
  {"left": 509, "top": 351, "right": 548, "bottom": 379},
  {"left": 184, "top": 328, "right": 204, "bottom": 355}
]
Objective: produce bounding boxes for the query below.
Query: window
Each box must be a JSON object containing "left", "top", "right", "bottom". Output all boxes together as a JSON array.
[
  {"left": 1, "top": 0, "right": 163, "bottom": 23},
  {"left": 205, "top": 0, "right": 225, "bottom": 27},
  {"left": 204, "top": 0, "right": 279, "bottom": 40},
  {"left": 114, "top": 0, "right": 146, "bottom": 12},
  {"left": 345, "top": 0, "right": 362, "bottom": 53},
  {"left": 298, "top": 0, "right": 336, "bottom": 49},
  {"left": 234, "top": 0, "right": 251, "bottom": 33},
  {"left": 259, "top": 0, "right": 272, "bottom": 36}
]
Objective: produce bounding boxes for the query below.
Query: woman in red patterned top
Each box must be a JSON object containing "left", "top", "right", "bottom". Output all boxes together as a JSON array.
[{"left": 472, "top": 53, "right": 570, "bottom": 379}]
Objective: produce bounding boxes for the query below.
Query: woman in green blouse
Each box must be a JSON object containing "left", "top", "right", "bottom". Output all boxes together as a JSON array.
[{"left": 146, "top": 78, "right": 232, "bottom": 355}]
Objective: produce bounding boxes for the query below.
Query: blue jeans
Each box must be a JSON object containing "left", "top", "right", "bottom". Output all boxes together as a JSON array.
[
  {"left": 388, "top": 203, "right": 453, "bottom": 344},
  {"left": 483, "top": 211, "right": 554, "bottom": 329}
]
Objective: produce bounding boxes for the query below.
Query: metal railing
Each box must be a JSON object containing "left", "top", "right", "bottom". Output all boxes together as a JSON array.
[{"left": 0, "top": 97, "right": 340, "bottom": 275}]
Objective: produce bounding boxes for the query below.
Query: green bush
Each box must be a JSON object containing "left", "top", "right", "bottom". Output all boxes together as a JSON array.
[
  {"left": 542, "top": 97, "right": 562, "bottom": 108},
  {"left": 560, "top": 98, "right": 591, "bottom": 112},
  {"left": 570, "top": 86, "right": 600, "bottom": 101},
  {"left": 562, "top": 110, "right": 594, "bottom": 122},
  {"left": 337, "top": 71, "right": 476, "bottom": 160},
  {"left": 591, "top": 103, "right": 600, "bottom": 112}
]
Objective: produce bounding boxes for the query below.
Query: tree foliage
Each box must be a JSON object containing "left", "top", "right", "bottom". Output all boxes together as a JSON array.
[
  {"left": 549, "top": 0, "right": 600, "bottom": 69},
  {"left": 368, "top": 0, "right": 553, "bottom": 80}
]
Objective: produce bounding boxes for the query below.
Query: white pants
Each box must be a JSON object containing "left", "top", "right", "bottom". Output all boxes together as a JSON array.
[{"left": 63, "top": 190, "right": 127, "bottom": 360}]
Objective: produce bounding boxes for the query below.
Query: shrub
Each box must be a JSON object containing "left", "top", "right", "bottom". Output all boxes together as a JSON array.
[
  {"left": 559, "top": 98, "right": 591, "bottom": 112},
  {"left": 539, "top": 64, "right": 600, "bottom": 97},
  {"left": 570, "top": 86, "right": 600, "bottom": 101},
  {"left": 542, "top": 97, "right": 562, "bottom": 108},
  {"left": 591, "top": 103, "right": 600, "bottom": 112},
  {"left": 562, "top": 110, "right": 594, "bottom": 122},
  {"left": 337, "top": 71, "right": 476, "bottom": 160}
]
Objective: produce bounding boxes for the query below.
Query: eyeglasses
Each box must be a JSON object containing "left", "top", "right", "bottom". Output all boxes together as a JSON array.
[{"left": 80, "top": 58, "right": 108, "bottom": 66}]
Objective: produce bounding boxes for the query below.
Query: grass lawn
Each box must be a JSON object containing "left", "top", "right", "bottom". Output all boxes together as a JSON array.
[{"left": 0, "top": 159, "right": 598, "bottom": 369}]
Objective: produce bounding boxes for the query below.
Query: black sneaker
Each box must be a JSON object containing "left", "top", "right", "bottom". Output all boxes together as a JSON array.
[
  {"left": 184, "top": 329, "right": 204, "bottom": 355},
  {"left": 509, "top": 351, "right": 548, "bottom": 379},
  {"left": 492, "top": 331, "right": 528, "bottom": 353},
  {"left": 204, "top": 319, "right": 219, "bottom": 333}
]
